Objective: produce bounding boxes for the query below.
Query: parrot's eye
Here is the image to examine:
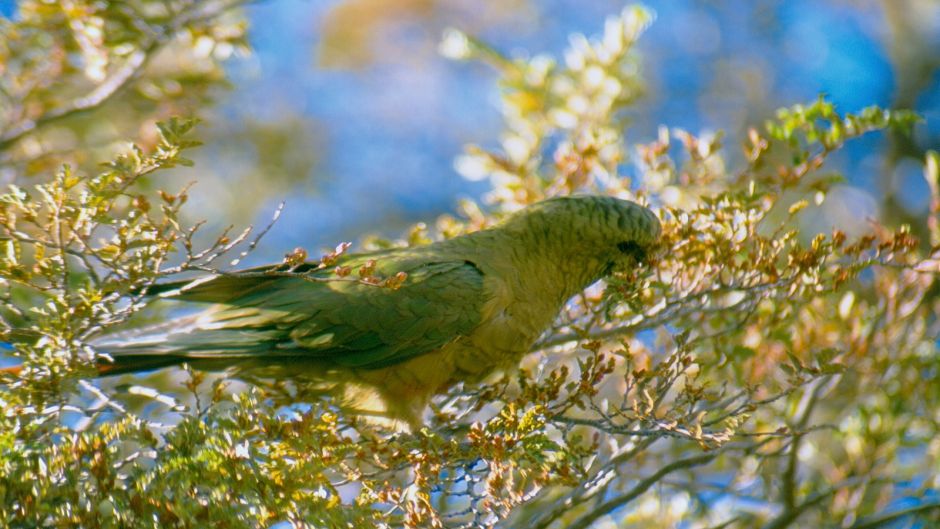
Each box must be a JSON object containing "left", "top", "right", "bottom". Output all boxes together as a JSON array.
[{"left": 616, "top": 241, "right": 645, "bottom": 261}]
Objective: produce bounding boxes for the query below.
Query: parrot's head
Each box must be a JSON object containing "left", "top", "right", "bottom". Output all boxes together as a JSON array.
[{"left": 501, "top": 195, "right": 661, "bottom": 284}]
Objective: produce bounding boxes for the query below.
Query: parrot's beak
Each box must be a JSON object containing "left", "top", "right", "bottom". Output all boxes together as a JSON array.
[
  {"left": 603, "top": 240, "right": 655, "bottom": 277},
  {"left": 615, "top": 240, "right": 649, "bottom": 264}
]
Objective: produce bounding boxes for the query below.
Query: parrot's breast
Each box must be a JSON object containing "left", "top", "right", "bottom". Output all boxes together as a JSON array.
[{"left": 344, "top": 304, "right": 548, "bottom": 429}]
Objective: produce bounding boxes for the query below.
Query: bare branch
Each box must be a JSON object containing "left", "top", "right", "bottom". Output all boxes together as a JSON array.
[
  {"left": 849, "top": 502, "right": 940, "bottom": 529},
  {"left": 566, "top": 451, "right": 721, "bottom": 529},
  {"left": 0, "top": 0, "right": 250, "bottom": 153}
]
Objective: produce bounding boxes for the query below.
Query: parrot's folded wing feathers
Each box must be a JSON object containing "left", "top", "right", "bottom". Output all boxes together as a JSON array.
[
  {"left": 278, "top": 260, "right": 486, "bottom": 368},
  {"left": 140, "top": 253, "right": 367, "bottom": 300},
  {"left": 142, "top": 261, "right": 321, "bottom": 302},
  {"left": 103, "top": 260, "right": 487, "bottom": 371}
]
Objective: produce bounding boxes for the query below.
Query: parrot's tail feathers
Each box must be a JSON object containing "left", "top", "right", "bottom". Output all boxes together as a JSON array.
[
  {"left": 93, "top": 328, "right": 307, "bottom": 376},
  {"left": 96, "top": 354, "right": 193, "bottom": 376},
  {"left": 0, "top": 358, "right": 178, "bottom": 378},
  {"left": 96, "top": 353, "right": 259, "bottom": 376},
  {"left": 0, "top": 359, "right": 185, "bottom": 378},
  {"left": 0, "top": 353, "right": 269, "bottom": 378}
]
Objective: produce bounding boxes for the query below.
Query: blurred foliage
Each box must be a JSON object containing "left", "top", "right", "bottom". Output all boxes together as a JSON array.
[
  {"left": 0, "top": 0, "right": 249, "bottom": 177},
  {"left": 874, "top": 0, "right": 940, "bottom": 231},
  {"left": 175, "top": 115, "right": 323, "bottom": 225},
  {"left": 317, "top": 0, "right": 529, "bottom": 68},
  {"left": 302, "top": 0, "right": 940, "bottom": 253},
  {"left": 0, "top": 0, "right": 322, "bottom": 227},
  {"left": 2, "top": 3, "right": 940, "bottom": 529}
]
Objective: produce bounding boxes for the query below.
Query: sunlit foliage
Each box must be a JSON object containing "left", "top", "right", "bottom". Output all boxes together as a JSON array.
[
  {"left": 0, "top": 0, "right": 249, "bottom": 175},
  {"left": 0, "top": 0, "right": 317, "bottom": 226},
  {"left": 1, "top": 3, "right": 939, "bottom": 528}
]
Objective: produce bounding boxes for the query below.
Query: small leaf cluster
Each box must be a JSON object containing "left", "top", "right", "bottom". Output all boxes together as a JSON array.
[
  {"left": 446, "top": 6, "right": 652, "bottom": 207},
  {"left": 0, "top": 0, "right": 249, "bottom": 176},
  {"left": 0, "top": 118, "right": 205, "bottom": 377}
]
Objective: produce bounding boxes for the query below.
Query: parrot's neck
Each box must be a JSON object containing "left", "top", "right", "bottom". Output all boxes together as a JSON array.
[
  {"left": 451, "top": 226, "right": 609, "bottom": 294},
  {"left": 443, "top": 229, "right": 609, "bottom": 342}
]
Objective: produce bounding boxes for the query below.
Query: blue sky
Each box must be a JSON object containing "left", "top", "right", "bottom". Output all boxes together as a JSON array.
[
  {"left": 2, "top": 0, "right": 938, "bottom": 253},
  {"left": 211, "top": 0, "right": 938, "bottom": 253}
]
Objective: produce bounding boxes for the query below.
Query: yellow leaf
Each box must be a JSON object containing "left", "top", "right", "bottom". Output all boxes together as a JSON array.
[{"left": 788, "top": 200, "right": 809, "bottom": 215}]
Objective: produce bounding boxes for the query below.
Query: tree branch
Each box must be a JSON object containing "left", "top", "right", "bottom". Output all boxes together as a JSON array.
[
  {"left": 565, "top": 451, "right": 719, "bottom": 529},
  {"left": 0, "top": 48, "right": 150, "bottom": 151},
  {"left": 849, "top": 501, "right": 940, "bottom": 529},
  {"left": 0, "top": 0, "right": 247, "bottom": 152},
  {"left": 535, "top": 278, "right": 791, "bottom": 350}
]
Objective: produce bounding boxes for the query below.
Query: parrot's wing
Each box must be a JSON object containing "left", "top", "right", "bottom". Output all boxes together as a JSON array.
[
  {"left": 105, "top": 259, "right": 487, "bottom": 370},
  {"left": 139, "top": 260, "right": 331, "bottom": 302}
]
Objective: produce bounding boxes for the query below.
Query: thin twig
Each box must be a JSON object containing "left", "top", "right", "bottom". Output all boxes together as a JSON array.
[
  {"left": 848, "top": 502, "right": 940, "bottom": 529},
  {"left": 0, "top": 0, "right": 249, "bottom": 152},
  {"left": 565, "top": 451, "right": 722, "bottom": 529}
]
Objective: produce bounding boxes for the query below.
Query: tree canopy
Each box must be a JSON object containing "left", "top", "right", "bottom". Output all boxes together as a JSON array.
[{"left": 1, "top": 2, "right": 939, "bottom": 528}]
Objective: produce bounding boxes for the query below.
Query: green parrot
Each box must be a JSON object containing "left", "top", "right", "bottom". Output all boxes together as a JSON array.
[{"left": 94, "top": 195, "right": 661, "bottom": 427}]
